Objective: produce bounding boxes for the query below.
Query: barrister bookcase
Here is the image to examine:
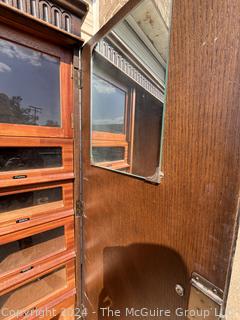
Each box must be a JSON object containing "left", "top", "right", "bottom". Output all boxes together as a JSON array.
[{"left": 0, "top": 0, "right": 87, "bottom": 318}]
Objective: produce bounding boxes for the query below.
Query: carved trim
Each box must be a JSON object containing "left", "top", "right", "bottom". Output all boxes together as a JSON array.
[
  {"left": 0, "top": 0, "right": 87, "bottom": 34},
  {"left": 51, "top": 0, "right": 88, "bottom": 19},
  {"left": 96, "top": 39, "right": 164, "bottom": 102}
]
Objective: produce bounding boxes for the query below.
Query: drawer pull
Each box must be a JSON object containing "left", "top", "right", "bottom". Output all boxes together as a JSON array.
[
  {"left": 16, "top": 218, "right": 30, "bottom": 224},
  {"left": 20, "top": 266, "right": 34, "bottom": 274},
  {"left": 13, "top": 175, "right": 27, "bottom": 179}
]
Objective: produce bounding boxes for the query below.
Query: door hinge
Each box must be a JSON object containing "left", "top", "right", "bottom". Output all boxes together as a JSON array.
[
  {"left": 76, "top": 200, "right": 84, "bottom": 217},
  {"left": 73, "top": 66, "right": 82, "bottom": 90},
  {"left": 78, "top": 69, "right": 83, "bottom": 89},
  {"left": 188, "top": 272, "right": 224, "bottom": 320}
]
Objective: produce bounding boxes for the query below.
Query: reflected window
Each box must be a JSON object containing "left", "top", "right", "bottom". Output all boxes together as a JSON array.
[
  {"left": 92, "top": 67, "right": 130, "bottom": 170},
  {"left": 92, "top": 147, "right": 125, "bottom": 164},
  {"left": 92, "top": 75, "right": 126, "bottom": 134},
  {"left": 90, "top": 0, "right": 172, "bottom": 181},
  {"left": 0, "top": 38, "right": 60, "bottom": 127},
  {"left": 92, "top": 49, "right": 164, "bottom": 175}
]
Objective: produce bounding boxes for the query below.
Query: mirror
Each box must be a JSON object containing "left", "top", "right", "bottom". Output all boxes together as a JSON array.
[{"left": 91, "top": 0, "right": 172, "bottom": 182}]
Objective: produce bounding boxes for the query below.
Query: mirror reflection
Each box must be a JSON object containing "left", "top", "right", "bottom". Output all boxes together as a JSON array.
[{"left": 91, "top": 0, "right": 172, "bottom": 182}]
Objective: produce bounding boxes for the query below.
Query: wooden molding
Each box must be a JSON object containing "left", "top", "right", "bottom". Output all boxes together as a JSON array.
[{"left": 0, "top": 2, "right": 84, "bottom": 47}]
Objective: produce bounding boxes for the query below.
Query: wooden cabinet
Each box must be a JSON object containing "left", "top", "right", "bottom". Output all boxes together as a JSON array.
[
  {"left": 0, "top": 137, "right": 73, "bottom": 188},
  {"left": 0, "top": 0, "right": 83, "bottom": 316},
  {"left": 0, "top": 260, "right": 75, "bottom": 320},
  {"left": 0, "top": 181, "right": 73, "bottom": 235},
  {"left": 0, "top": 217, "right": 75, "bottom": 287}
]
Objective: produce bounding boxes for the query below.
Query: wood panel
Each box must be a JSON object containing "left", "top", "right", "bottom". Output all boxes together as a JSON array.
[
  {"left": 0, "top": 22, "right": 73, "bottom": 138},
  {"left": 0, "top": 181, "right": 73, "bottom": 235},
  {"left": 81, "top": 0, "right": 240, "bottom": 318},
  {"left": 0, "top": 137, "right": 74, "bottom": 188},
  {"left": 0, "top": 259, "right": 76, "bottom": 319},
  {"left": 0, "top": 216, "right": 75, "bottom": 288}
]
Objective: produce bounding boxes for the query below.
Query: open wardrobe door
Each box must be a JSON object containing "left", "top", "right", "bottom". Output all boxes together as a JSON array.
[{"left": 81, "top": 1, "right": 240, "bottom": 319}]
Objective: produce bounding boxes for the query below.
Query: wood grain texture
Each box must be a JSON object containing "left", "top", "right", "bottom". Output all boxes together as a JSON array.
[
  {"left": 81, "top": 0, "right": 240, "bottom": 318},
  {"left": 0, "top": 137, "right": 74, "bottom": 188},
  {"left": 0, "top": 22, "right": 73, "bottom": 138},
  {"left": 0, "top": 216, "right": 75, "bottom": 287},
  {"left": 0, "top": 181, "right": 74, "bottom": 235}
]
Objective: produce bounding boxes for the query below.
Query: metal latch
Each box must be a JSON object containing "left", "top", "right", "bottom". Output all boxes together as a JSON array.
[{"left": 188, "top": 272, "right": 224, "bottom": 319}]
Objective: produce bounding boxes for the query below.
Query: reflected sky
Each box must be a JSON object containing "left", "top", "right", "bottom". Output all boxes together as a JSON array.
[
  {"left": 92, "top": 74, "right": 125, "bottom": 134},
  {"left": 0, "top": 39, "right": 61, "bottom": 127}
]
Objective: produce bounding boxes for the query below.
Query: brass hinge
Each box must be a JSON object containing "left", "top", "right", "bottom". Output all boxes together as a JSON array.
[{"left": 76, "top": 200, "right": 84, "bottom": 217}]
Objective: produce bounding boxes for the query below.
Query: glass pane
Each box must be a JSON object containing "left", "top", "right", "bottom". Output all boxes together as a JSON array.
[
  {"left": 0, "top": 227, "right": 65, "bottom": 274},
  {"left": 0, "top": 267, "right": 66, "bottom": 318},
  {"left": 92, "top": 74, "right": 126, "bottom": 134},
  {"left": 91, "top": 0, "right": 172, "bottom": 182},
  {"left": 132, "top": 88, "right": 163, "bottom": 177},
  {"left": 0, "top": 187, "right": 62, "bottom": 213},
  {"left": 0, "top": 147, "right": 62, "bottom": 172},
  {"left": 0, "top": 38, "right": 60, "bottom": 127},
  {"left": 92, "top": 147, "right": 125, "bottom": 163}
]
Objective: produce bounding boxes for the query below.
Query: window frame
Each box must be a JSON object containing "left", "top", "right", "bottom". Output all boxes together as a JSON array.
[
  {"left": 0, "top": 23, "right": 73, "bottom": 138},
  {"left": 91, "top": 72, "right": 133, "bottom": 170}
]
